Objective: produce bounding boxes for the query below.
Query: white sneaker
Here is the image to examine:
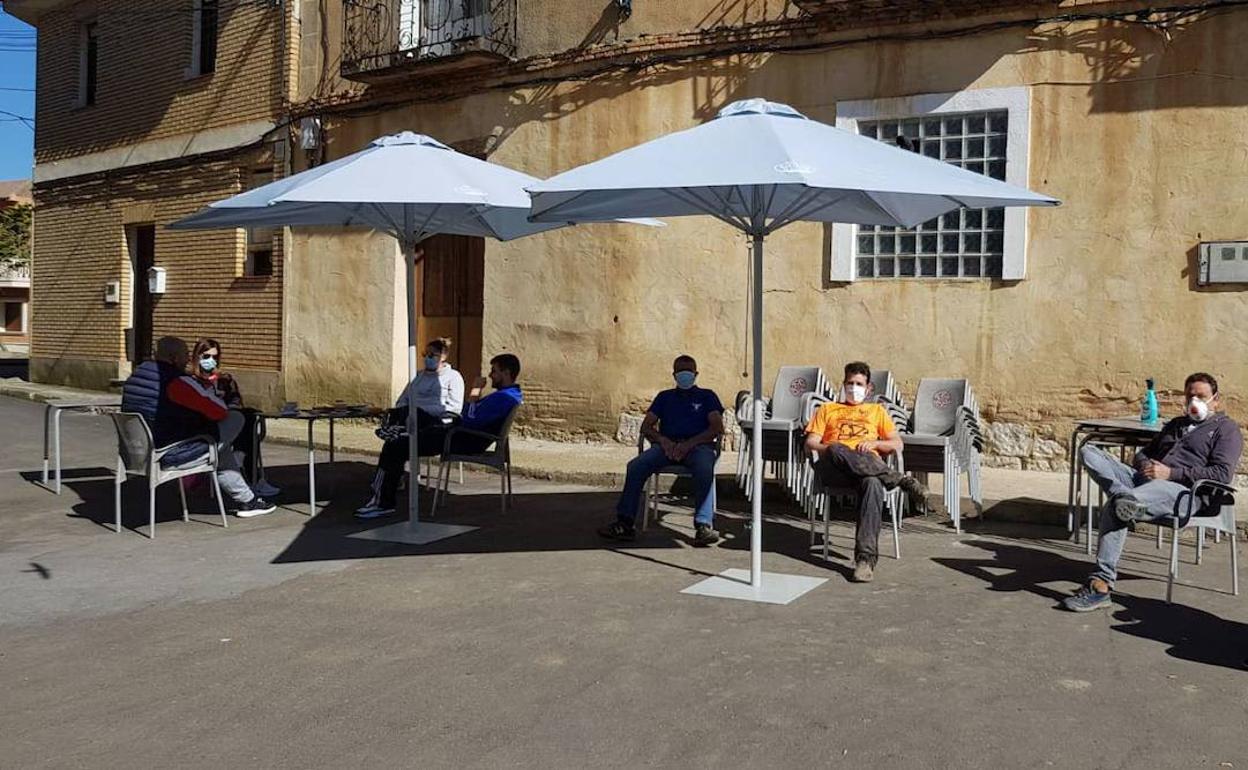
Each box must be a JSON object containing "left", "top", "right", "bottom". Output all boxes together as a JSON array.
[
  {"left": 354, "top": 504, "right": 395, "bottom": 520},
  {"left": 253, "top": 480, "right": 281, "bottom": 498}
]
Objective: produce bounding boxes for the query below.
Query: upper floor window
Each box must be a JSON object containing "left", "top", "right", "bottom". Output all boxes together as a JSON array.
[
  {"left": 830, "top": 87, "right": 1034, "bottom": 282},
  {"left": 189, "top": 0, "right": 220, "bottom": 78},
  {"left": 244, "top": 170, "right": 275, "bottom": 277},
  {"left": 78, "top": 21, "right": 98, "bottom": 106}
]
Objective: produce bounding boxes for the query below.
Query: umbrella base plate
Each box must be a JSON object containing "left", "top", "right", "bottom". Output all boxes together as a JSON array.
[
  {"left": 347, "top": 521, "right": 478, "bottom": 545},
  {"left": 681, "top": 568, "right": 827, "bottom": 605}
]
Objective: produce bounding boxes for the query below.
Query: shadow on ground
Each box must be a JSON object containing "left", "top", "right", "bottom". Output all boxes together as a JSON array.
[{"left": 933, "top": 538, "right": 1248, "bottom": 671}]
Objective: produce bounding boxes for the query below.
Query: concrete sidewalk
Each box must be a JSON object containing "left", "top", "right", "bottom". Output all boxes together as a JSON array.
[{"left": 4, "top": 376, "right": 1242, "bottom": 535}]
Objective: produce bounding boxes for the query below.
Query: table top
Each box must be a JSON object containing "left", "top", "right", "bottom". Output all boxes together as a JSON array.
[
  {"left": 47, "top": 397, "right": 123, "bottom": 409},
  {"left": 263, "top": 405, "right": 382, "bottom": 421},
  {"left": 1075, "top": 416, "right": 1165, "bottom": 434}
]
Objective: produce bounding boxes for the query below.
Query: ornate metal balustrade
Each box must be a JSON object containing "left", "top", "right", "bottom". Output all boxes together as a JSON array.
[{"left": 343, "top": 0, "right": 517, "bottom": 82}]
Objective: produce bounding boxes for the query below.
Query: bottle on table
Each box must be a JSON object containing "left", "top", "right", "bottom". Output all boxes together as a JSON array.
[{"left": 1140, "top": 378, "right": 1159, "bottom": 424}]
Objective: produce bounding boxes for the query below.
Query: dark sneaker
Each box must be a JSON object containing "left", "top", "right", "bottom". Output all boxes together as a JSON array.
[
  {"left": 1061, "top": 580, "right": 1112, "bottom": 612},
  {"left": 693, "top": 524, "right": 720, "bottom": 547},
  {"left": 354, "top": 504, "right": 395, "bottom": 520},
  {"left": 598, "top": 520, "right": 637, "bottom": 542},
  {"left": 1112, "top": 495, "right": 1145, "bottom": 523},
  {"left": 236, "top": 497, "right": 277, "bottom": 518},
  {"left": 852, "top": 560, "right": 875, "bottom": 583},
  {"left": 897, "top": 475, "right": 930, "bottom": 512}
]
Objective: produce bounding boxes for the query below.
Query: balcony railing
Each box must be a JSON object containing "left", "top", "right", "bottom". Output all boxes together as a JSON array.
[
  {"left": 0, "top": 265, "right": 30, "bottom": 284},
  {"left": 342, "top": 0, "right": 517, "bottom": 83}
]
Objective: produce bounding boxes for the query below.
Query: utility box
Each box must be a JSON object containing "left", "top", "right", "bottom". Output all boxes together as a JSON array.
[
  {"left": 104, "top": 280, "right": 121, "bottom": 305},
  {"left": 1198, "top": 241, "right": 1248, "bottom": 286},
  {"left": 147, "top": 266, "right": 167, "bottom": 294}
]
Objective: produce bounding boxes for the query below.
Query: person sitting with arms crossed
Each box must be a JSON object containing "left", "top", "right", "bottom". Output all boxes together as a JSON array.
[
  {"left": 599, "top": 354, "right": 723, "bottom": 547},
  {"left": 804, "top": 361, "right": 927, "bottom": 583},
  {"left": 1063, "top": 372, "right": 1243, "bottom": 612}
]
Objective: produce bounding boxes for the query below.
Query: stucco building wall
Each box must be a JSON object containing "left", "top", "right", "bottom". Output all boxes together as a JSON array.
[{"left": 307, "top": 8, "right": 1248, "bottom": 466}]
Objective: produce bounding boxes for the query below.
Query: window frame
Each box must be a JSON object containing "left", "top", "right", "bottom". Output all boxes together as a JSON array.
[
  {"left": 77, "top": 20, "right": 99, "bottom": 108},
  {"left": 187, "top": 0, "right": 220, "bottom": 79},
  {"left": 2, "top": 301, "right": 27, "bottom": 334},
  {"left": 829, "top": 86, "right": 1033, "bottom": 282},
  {"left": 242, "top": 169, "right": 276, "bottom": 277}
]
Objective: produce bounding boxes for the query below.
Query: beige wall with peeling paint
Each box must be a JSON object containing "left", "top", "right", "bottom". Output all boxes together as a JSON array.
[{"left": 288, "top": 8, "right": 1248, "bottom": 464}]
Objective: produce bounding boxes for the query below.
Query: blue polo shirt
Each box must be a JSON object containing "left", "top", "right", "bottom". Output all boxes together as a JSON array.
[{"left": 648, "top": 386, "right": 724, "bottom": 441}]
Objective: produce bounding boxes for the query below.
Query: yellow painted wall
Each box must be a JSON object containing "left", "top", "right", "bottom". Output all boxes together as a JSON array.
[{"left": 301, "top": 9, "right": 1248, "bottom": 463}]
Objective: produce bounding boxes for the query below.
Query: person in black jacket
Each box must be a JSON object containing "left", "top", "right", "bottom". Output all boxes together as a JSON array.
[{"left": 1063, "top": 372, "right": 1243, "bottom": 611}]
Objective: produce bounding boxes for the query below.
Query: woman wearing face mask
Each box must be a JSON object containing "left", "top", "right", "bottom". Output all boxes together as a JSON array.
[
  {"left": 190, "top": 338, "right": 280, "bottom": 499},
  {"left": 357, "top": 338, "right": 465, "bottom": 518}
]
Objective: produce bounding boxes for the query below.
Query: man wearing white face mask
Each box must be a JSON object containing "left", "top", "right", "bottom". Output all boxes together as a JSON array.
[
  {"left": 600, "top": 354, "right": 724, "bottom": 546},
  {"left": 805, "top": 361, "right": 928, "bottom": 583},
  {"left": 1064, "top": 372, "right": 1243, "bottom": 612}
]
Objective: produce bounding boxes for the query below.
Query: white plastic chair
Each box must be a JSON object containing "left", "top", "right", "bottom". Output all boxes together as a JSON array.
[
  {"left": 430, "top": 404, "right": 520, "bottom": 515},
  {"left": 799, "top": 393, "right": 905, "bottom": 560},
  {"left": 900, "top": 378, "right": 982, "bottom": 532},
  {"left": 1158, "top": 480, "right": 1240, "bottom": 603},
  {"left": 735, "top": 366, "right": 828, "bottom": 499},
  {"left": 110, "top": 412, "right": 227, "bottom": 539}
]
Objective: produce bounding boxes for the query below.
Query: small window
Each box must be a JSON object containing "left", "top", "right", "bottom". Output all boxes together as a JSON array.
[
  {"left": 3, "top": 302, "right": 25, "bottom": 333},
  {"left": 79, "top": 21, "right": 98, "bottom": 106},
  {"left": 244, "top": 170, "right": 275, "bottom": 276},
  {"left": 198, "top": 0, "right": 219, "bottom": 75}
]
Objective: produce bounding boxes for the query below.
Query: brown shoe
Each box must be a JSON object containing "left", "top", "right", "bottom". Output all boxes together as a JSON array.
[
  {"left": 898, "top": 476, "right": 929, "bottom": 512},
  {"left": 852, "top": 560, "right": 875, "bottom": 583}
]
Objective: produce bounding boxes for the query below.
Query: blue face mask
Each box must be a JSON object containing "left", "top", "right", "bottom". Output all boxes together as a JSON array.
[
  {"left": 674, "top": 370, "right": 697, "bottom": 390},
  {"left": 199, "top": 356, "right": 217, "bottom": 373},
  {"left": 424, "top": 355, "right": 440, "bottom": 371}
]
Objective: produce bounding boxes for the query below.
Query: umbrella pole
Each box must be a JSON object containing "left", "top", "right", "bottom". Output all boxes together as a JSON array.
[
  {"left": 404, "top": 237, "right": 421, "bottom": 529},
  {"left": 750, "top": 233, "right": 764, "bottom": 588}
]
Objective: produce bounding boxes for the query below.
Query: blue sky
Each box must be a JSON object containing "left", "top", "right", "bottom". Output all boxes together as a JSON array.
[{"left": 0, "top": 7, "right": 36, "bottom": 182}]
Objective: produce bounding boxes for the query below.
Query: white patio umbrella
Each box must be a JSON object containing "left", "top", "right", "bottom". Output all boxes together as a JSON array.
[
  {"left": 172, "top": 132, "right": 601, "bottom": 544},
  {"left": 529, "top": 98, "right": 1060, "bottom": 603}
]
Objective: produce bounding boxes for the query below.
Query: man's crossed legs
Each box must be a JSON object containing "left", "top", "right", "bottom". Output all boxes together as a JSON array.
[{"left": 1063, "top": 445, "right": 1186, "bottom": 611}]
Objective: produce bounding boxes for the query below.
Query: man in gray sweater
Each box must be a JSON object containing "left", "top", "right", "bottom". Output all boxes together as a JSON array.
[{"left": 1064, "top": 372, "right": 1243, "bottom": 611}]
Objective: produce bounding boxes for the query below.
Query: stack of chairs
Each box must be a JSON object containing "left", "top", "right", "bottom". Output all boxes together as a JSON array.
[
  {"left": 735, "top": 366, "right": 830, "bottom": 501},
  {"left": 900, "top": 378, "right": 984, "bottom": 533}
]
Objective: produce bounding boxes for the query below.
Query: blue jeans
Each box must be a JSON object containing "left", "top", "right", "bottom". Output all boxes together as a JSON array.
[
  {"left": 616, "top": 444, "right": 717, "bottom": 526},
  {"left": 1081, "top": 445, "right": 1186, "bottom": 586}
]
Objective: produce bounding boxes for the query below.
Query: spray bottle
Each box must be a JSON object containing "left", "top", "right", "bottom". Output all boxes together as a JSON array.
[{"left": 1140, "top": 378, "right": 1159, "bottom": 424}]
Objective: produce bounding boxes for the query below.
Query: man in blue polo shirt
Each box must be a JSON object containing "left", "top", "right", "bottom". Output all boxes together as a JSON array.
[{"left": 600, "top": 354, "right": 724, "bottom": 546}]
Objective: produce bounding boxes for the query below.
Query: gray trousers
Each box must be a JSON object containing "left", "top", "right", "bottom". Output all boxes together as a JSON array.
[
  {"left": 1080, "top": 445, "right": 1186, "bottom": 586},
  {"left": 814, "top": 444, "right": 898, "bottom": 565},
  {"left": 213, "top": 410, "right": 254, "bottom": 504}
]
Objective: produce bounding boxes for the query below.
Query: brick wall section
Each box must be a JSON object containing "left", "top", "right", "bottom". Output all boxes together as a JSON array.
[
  {"left": 34, "top": 0, "right": 285, "bottom": 163},
  {"left": 31, "top": 147, "right": 284, "bottom": 372}
]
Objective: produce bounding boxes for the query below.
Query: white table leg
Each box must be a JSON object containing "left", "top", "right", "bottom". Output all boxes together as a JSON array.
[
  {"left": 53, "top": 407, "right": 65, "bottom": 494},
  {"left": 307, "top": 419, "right": 317, "bottom": 516}
]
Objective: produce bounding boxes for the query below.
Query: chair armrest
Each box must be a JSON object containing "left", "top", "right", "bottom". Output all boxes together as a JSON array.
[
  {"left": 442, "top": 425, "right": 502, "bottom": 455},
  {"left": 153, "top": 434, "right": 217, "bottom": 464}
]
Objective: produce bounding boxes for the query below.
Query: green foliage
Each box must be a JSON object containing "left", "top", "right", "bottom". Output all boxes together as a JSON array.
[{"left": 0, "top": 203, "right": 32, "bottom": 272}]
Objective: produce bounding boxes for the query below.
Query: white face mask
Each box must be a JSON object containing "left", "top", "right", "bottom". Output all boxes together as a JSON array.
[
  {"left": 843, "top": 384, "right": 867, "bottom": 404},
  {"left": 1187, "top": 397, "right": 1211, "bottom": 422}
]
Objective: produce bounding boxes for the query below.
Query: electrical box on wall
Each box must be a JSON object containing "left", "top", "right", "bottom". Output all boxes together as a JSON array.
[
  {"left": 104, "top": 281, "right": 120, "bottom": 305},
  {"left": 148, "top": 267, "right": 167, "bottom": 294},
  {"left": 1199, "top": 241, "right": 1248, "bottom": 286}
]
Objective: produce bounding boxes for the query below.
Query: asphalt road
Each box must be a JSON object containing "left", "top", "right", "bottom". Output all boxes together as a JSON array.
[{"left": 1, "top": 395, "right": 1245, "bottom": 768}]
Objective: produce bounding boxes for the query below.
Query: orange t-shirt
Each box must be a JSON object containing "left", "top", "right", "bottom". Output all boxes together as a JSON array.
[{"left": 805, "top": 402, "right": 897, "bottom": 452}]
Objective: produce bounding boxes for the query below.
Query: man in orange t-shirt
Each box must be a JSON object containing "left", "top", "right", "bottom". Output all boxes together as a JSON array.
[{"left": 804, "top": 361, "right": 927, "bottom": 583}]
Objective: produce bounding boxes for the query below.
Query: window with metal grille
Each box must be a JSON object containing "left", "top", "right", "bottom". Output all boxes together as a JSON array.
[{"left": 854, "top": 111, "right": 1008, "bottom": 279}]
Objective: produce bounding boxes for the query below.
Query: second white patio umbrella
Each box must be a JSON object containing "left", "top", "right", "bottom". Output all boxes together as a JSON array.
[
  {"left": 529, "top": 99, "right": 1059, "bottom": 603},
  {"left": 173, "top": 132, "right": 584, "bottom": 544}
]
